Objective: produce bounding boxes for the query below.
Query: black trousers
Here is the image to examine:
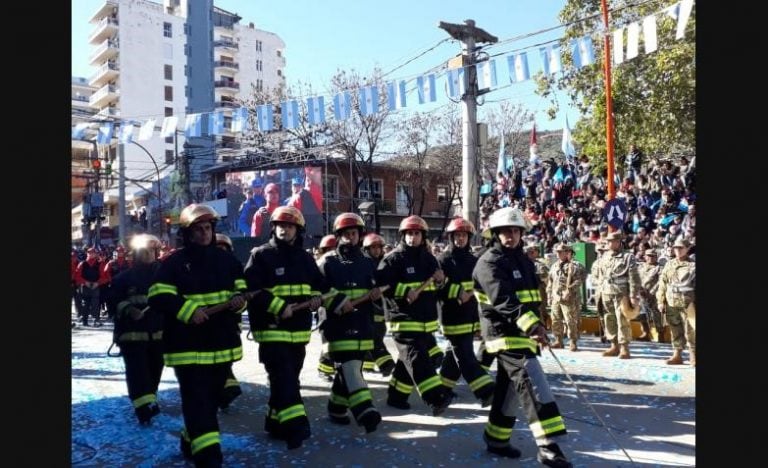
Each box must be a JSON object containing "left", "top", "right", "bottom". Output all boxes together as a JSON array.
[
  {"left": 475, "top": 339, "right": 497, "bottom": 371},
  {"left": 259, "top": 342, "right": 310, "bottom": 437},
  {"left": 174, "top": 363, "right": 229, "bottom": 461},
  {"left": 440, "top": 333, "right": 494, "bottom": 400},
  {"left": 120, "top": 341, "right": 164, "bottom": 409},
  {"left": 365, "top": 316, "right": 394, "bottom": 372},
  {"left": 387, "top": 332, "right": 449, "bottom": 406}
]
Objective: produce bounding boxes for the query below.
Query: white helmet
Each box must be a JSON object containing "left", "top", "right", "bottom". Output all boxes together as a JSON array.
[{"left": 482, "top": 207, "right": 531, "bottom": 238}]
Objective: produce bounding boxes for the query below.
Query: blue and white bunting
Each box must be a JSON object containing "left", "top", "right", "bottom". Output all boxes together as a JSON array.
[
  {"left": 387, "top": 80, "right": 407, "bottom": 110},
  {"left": 561, "top": 115, "right": 576, "bottom": 161},
  {"left": 359, "top": 85, "right": 379, "bottom": 116},
  {"left": 119, "top": 122, "right": 135, "bottom": 144},
  {"left": 208, "top": 111, "right": 224, "bottom": 135},
  {"left": 160, "top": 116, "right": 177, "bottom": 138},
  {"left": 676, "top": 0, "right": 694, "bottom": 40},
  {"left": 138, "top": 118, "right": 155, "bottom": 141},
  {"left": 572, "top": 37, "right": 594, "bottom": 68},
  {"left": 281, "top": 100, "right": 299, "bottom": 129},
  {"left": 626, "top": 22, "right": 640, "bottom": 60},
  {"left": 447, "top": 68, "right": 465, "bottom": 98},
  {"left": 613, "top": 28, "right": 625, "bottom": 64},
  {"left": 231, "top": 107, "right": 248, "bottom": 133},
  {"left": 333, "top": 91, "right": 352, "bottom": 121},
  {"left": 416, "top": 74, "right": 437, "bottom": 104},
  {"left": 477, "top": 60, "right": 497, "bottom": 89},
  {"left": 72, "top": 123, "right": 89, "bottom": 140},
  {"left": 97, "top": 122, "right": 113, "bottom": 145},
  {"left": 507, "top": 53, "right": 530, "bottom": 83},
  {"left": 642, "top": 16, "right": 658, "bottom": 53},
  {"left": 306, "top": 96, "right": 326, "bottom": 125},
  {"left": 184, "top": 113, "right": 202, "bottom": 137},
  {"left": 256, "top": 104, "right": 273, "bottom": 131},
  {"left": 539, "top": 44, "right": 562, "bottom": 75}
]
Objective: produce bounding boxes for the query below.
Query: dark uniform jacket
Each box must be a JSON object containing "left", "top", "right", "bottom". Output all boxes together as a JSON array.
[
  {"left": 244, "top": 236, "right": 346, "bottom": 344},
  {"left": 148, "top": 244, "right": 247, "bottom": 367},
  {"left": 437, "top": 244, "right": 480, "bottom": 336},
  {"left": 110, "top": 262, "right": 164, "bottom": 343},
  {"left": 375, "top": 241, "right": 440, "bottom": 335},
  {"left": 472, "top": 242, "right": 544, "bottom": 358}
]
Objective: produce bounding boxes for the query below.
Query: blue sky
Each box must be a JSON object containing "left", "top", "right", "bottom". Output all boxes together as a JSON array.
[{"left": 71, "top": 0, "right": 577, "bottom": 131}]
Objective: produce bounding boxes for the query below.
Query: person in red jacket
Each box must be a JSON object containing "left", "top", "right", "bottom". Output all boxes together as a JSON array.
[
  {"left": 71, "top": 249, "right": 84, "bottom": 328},
  {"left": 103, "top": 245, "right": 132, "bottom": 321},
  {"left": 75, "top": 247, "right": 107, "bottom": 327},
  {"left": 250, "top": 182, "right": 281, "bottom": 245}
]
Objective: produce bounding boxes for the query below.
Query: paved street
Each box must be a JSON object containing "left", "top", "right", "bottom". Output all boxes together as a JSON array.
[{"left": 71, "top": 316, "right": 695, "bottom": 467}]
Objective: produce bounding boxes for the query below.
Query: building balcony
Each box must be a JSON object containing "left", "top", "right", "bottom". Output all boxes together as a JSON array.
[
  {"left": 213, "top": 39, "right": 239, "bottom": 50},
  {"left": 89, "top": 39, "right": 119, "bottom": 66},
  {"left": 214, "top": 80, "right": 240, "bottom": 92},
  {"left": 89, "top": 61, "right": 119, "bottom": 88},
  {"left": 214, "top": 60, "right": 239, "bottom": 71},
  {"left": 88, "top": 16, "right": 119, "bottom": 44},
  {"left": 215, "top": 100, "right": 239, "bottom": 109},
  {"left": 89, "top": 84, "right": 119, "bottom": 108},
  {"left": 96, "top": 107, "right": 120, "bottom": 119},
  {"left": 89, "top": 0, "right": 118, "bottom": 23}
]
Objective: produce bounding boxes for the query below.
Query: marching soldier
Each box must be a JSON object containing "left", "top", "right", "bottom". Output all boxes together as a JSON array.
[
  {"left": 473, "top": 207, "right": 572, "bottom": 466},
  {"left": 375, "top": 215, "right": 454, "bottom": 416},
  {"left": 148, "top": 204, "right": 248, "bottom": 467},
  {"left": 316, "top": 213, "right": 383, "bottom": 433},
  {"left": 109, "top": 234, "right": 164, "bottom": 425},
  {"left": 361, "top": 233, "right": 396, "bottom": 377},
  {"left": 546, "top": 243, "right": 587, "bottom": 351},
  {"left": 590, "top": 240, "right": 609, "bottom": 343},
  {"left": 214, "top": 233, "right": 244, "bottom": 410},
  {"left": 243, "top": 206, "right": 350, "bottom": 450},
  {"left": 436, "top": 217, "right": 495, "bottom": 407},
  {"left": 657, "top": 238, "right": 696, "bottom": 366},
  {"left": 595, "top": 231, "right": 642, "bottom": 359},
  {"left": 637, "top": 248, "right": 663, "bottom": 341}
]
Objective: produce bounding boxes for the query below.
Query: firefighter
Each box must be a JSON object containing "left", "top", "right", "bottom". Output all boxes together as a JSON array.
[
  {"left": 316, "top": 234, "right": 338, "bottom": 381},
  {"left": 472, "top": 207, "right": 572, "bottom": 466},
  {"left": 109, "top": 234, "right": 164, "bottom": 425},
  {"left": 103, "top": 245, "right": 132, "bottom": 321},
  {"left": 316, "top": 213, "right": 383, "bottom": 433},
  {"left": 75, "top": 247, "right": 107, "bottom": 327},
  {"left": 375, "top": 215, "right": 454, "bottom": 416},
  {"left": 214, "top": 233, "right": 244, "bottom": 410},
  {"left": 546, "top": 243, "right": 587, "bottom": 351},
  {"left": 595, "top": 231, "right": 642, "bottom": 359},
  {"left": 361, "top": 233, "right": 396, "bottom": 377},
  {"left": 657, "top": 238, "right": 696, "bottom": 366},
  {"left": 436, "top": 217, "right": 495, "bottom": 407},
  {"left": 243, "top": 206, "right": 351, "bottom": 450},
  {"left": 147, "top": 204, "right": 248, "bottom": 467}
]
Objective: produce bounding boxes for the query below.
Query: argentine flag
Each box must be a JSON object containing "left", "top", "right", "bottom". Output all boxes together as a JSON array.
[
  {"left": 306, "top": 96, "right": 325, "bottom": 125},
  {"left": 208, "top": 111, "right": 225, "bottom": 135},
  {"left": 97, "top": 122, "right": 113, "bottom": 145},
  {"left": 539, "top": 44, "right": 562, "bottom": 75},
  {"left": 387, "top": 80, "right": 406, "bottom": 110},
  {"left": 160, "top": 116, "right": 178, "bottom": 138},
  {"left": 281, "top": 100, "right": 299, "bottom": 129},
  {"left": 417, "top": 74, "right": 437, "bottom": 104},
  {"left": 613, "top": 28, "right": 624, "bottom": 64},
  {"left": 138, "top": 118, "right": 155, "bottom": 141},
  {"left": 447, "top": 68, "right": 465, "bottom": 98},
  {"left": 642, "top": 16, "right": 658, "bottom": 53},
  {"left": 184, "top": 113, "right": 202, "bottom": 137},
  {"left": 572, "top": 37, "right": 594, "bottom": 68},
  {"left": 359, "top": 85, "right": 379, "bottom": 116},
  {"left": 119, "top": 122, "right": 135, "bottom": 144},
  {"left": 231, "top": 107, "right": 248, "bottom": 133},
  {"left": 257, "top": 104, "right": 273, "bottom": 131},
  {"left": 477, "top": 59, "right": 497, "bottom": 89},
  {"left": 72, "top": 123, "right": 89, "bottom": 140},
  {"left": 333, "top": 91, "right": 352, "bottom": 121},
  {"left": 626, "top": 22, "right": 640, "bottom": 60},
  {"left": 507, "top": 53, "right": 530, "bottom": 83}
]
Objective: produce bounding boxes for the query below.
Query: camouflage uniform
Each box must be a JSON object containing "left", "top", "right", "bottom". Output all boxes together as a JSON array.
[
  {"left": 547, "top": 253, "right": 586, "bottom": 347},
  {"left": 596, "top": 234, "right": 642, "bottom": 353},
  {"left": 638, "top": 253, "right": 663, "bottom": 338},
  {"left": 657, "top": 255, "right": 696, "bottom": 359}
]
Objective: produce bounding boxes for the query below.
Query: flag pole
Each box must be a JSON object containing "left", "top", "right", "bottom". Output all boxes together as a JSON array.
[{"left": 600, "top": 0, "right": 617, "bottom": 201}]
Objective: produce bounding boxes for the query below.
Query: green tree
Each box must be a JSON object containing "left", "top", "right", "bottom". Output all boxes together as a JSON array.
[{"left": 537, "top": 0, "right": 695, "bottom": 172}]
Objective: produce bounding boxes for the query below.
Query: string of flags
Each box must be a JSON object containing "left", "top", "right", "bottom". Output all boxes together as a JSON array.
[{"left": 72, "top": 0, "right": 694, "bottom": 145}]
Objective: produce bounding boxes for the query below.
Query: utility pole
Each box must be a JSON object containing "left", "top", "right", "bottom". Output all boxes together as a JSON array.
[
  {"left": 117, "top": 142, "right": 127, "bottom": 246},
  {"left": 438, "top": 20, "right": 497, "bottom": 232}
]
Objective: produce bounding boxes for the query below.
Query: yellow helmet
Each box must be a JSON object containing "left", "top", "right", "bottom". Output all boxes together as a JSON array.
[
  {"left": 179, "top": 203, "right": 219, "bottom": 228},
  {"left": 270, "top": 206, "right": 306, "bottom": 229}
]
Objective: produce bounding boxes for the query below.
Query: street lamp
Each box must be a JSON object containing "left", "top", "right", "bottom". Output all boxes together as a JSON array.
[{"left": 129, "top": 141, "right": 163, "bottom": 235}]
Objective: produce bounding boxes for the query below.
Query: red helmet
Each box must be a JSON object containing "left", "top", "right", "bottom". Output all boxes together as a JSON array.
[
  {"left": 398, "top": 215, "right": 429, "bottom": 233},
  {"left": 319, "top": 234, "right": 337, "bottom": 250},
  {"left": 333, "top": 212, "right": 365, "bottom": 234},
  {"left": 446, "top": 217, "right": 476, "bottom": 235},
  {"left": 362, "top": 233, "right": 385, "bottom": 248},
  {"left": 270, "top": 206, "right": 306, "bottom": 228}
]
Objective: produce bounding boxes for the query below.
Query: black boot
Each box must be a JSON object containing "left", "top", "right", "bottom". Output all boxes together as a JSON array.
[
  {"left": 379, "top": 360, "right": 395, "bottom": 377},
  {"left": 135, "top": 404, "right": 154, "bottom": 425},
  {"left": 219, "top": 385, "right": 242, "bottom": 410},
  {"left": 487, "top": 444, "right": 521, "bottom": 458},
  {"left": 285, "top": 425, "right": 311, "bottom": 450},
  {"left": 179, "top": 433, "right": 192, "bottom": 459},
  {"left": 359, "top": 410, "right": 382, "bottom": 433},
  {"left": 537, "top": 443, "right": 572, "bottom": 468},
  {"left": 429, "top": 390, "right": 454, "bottom": 416},
  {"left": 192, "top": 444, "right": 223, "bottom": 468},
  {"left": 386, "top": 396, "right": 411, "bottom": 410},
  {"left": 264, "top": 414, "right": 283, "bottom": 440}
]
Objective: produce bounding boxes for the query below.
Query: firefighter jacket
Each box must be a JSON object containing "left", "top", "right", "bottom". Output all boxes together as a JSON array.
[
  {"left": 472, "top": 242, "right": 543, "bottom": 358},
  {"left": 147, "top": 244, "right": 247, "bottom": 367},
  {"left": 110, "top": 262, "right": 163, "bottom": 344},
  {"left": 362, "top": 251, "right": 386, "bottom": 320},
  {"left": 656, "top": 258, "right": 695, "bottom": 308},
  {"left": 316, "top": 243, "right": 375, "bottom": 352},
  {"left": 595, "top": 250, "right": 641, "bottom": 299},
  {"left": 546, "top": 259, "right": 586, "bottom": 305},
  {"left": 436, "top": 244, "right": 480, "bottom": 337},
  {"left": 638, "top": 262, "right": 662, "bottom": 299},
  {"left": 375, "top": 241, "right": 441, "bottom": 335},
  {"left": 244, "top": 236, "right": 347, "bottom": 345}
]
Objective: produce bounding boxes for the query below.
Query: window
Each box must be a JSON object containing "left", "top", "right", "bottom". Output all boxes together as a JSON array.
[
  {"left": 396, "top": 182, "right": 411, "bottom": 214},
  {"left": 184, "top": 64, "right": 188, "bottom": 76},
  {"left": 256, "top": 60, "right": 262, "bottom": 71},
  {"left": 437, "top": 185, "right": 448, "bottom": 202},
  {"left": 164, "top": 64, "right": 173, "bottom": 80},
  {"left": 256, "top": 40, "right": 262, "bottom": 52},
  {"left": 277, "top": 50, "right": 282, "bottom": 57},
  {"left": 183, "top": 23, "right": 190, "bottom": 35},
  {"left": 163, "top": 22, "right": 172, "bottom": 38},
  {"left": 325, "top": 175, "right": 339, "bottom": 201},
  {"left": 165, "top": 150, "right": 175, "bottom": 164},
  {"left": 184, "top": 44, "right": 190, "bottom": 56},
  {"left": 277, "top": 70, "right": 282, "bottom": 77},
  {"left": 164, "top": 107, "right": 173, "bottom": 116},
  {"left": 164, "top": 86, "right": 173, "bottom": 101},
  {"left": 256, "top": 79, "right": 263, "bottom": 91},
  {"left": 358, "top": 178, "right": 383, "bottom": 200}
]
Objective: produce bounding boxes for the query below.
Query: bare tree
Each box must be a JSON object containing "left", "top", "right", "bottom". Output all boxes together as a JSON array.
[
  {"left": 480, "top": 101, "right": 535, "bottom": 180},
  {"left": 392, "top": 111, "right": 443, "bottom": 217}
]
